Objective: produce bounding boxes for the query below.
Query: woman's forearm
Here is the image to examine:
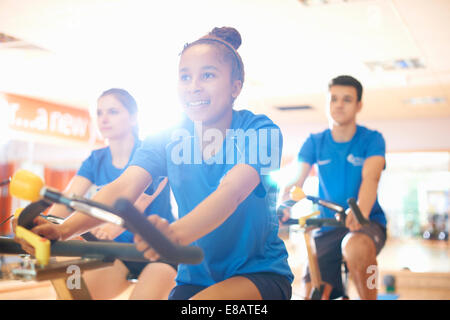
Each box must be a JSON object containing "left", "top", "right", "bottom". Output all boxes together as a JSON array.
[
  {"left": 59, "top": 166, "right": 152, "bottom": 240},
  {"left": 59, "top": 212, "right": 106, "bottom": 240},
  {"left": 47, "top": 175, "right": 93, "bottom": 219},
  {"left": 59, "top": 181, "right": 130, "bottom": 239}
]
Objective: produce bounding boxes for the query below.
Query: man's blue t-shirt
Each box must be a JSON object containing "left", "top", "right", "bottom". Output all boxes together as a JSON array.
[
  {"left": 77, "top": 139, "right": 173, "bottom": 243},
  {"left": 130, "top": 109, "right": 294, "bottom": 286},
  {"left": 298, "top": 125, "right": 387, "bottom": 233}
]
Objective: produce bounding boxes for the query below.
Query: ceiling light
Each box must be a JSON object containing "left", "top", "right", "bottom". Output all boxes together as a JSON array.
[
  {"left": 365, "top": 58, "right": 425, "bottom": 71},
  {"left": 403, "top": 96, "right": 447, "bottom": 105},
  {"left": 275, "top": 105, "right": 313, "bottom": 111},
  {"left": 298, "top": 0, "right": 372, "bottom": 6}
]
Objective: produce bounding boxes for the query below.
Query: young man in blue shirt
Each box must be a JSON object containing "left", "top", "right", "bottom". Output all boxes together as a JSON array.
[{"left": 282, "top": 75, "right": 387, "bottom": 300}]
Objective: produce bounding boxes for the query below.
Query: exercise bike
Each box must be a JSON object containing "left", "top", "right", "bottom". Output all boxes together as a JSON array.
[
  {"left": 278, "top": 187, "right": 369, "bottom": 300},
  {"left": 0, "top": 169, "right": 204, "bottom": 299}
]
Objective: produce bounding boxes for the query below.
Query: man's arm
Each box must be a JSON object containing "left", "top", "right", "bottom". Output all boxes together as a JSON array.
[
  {"left": 346, "top": 155, "right": 385, "bottom": 231},
  {"left": 357, "top": 155, "right": 385, "bottom": 218}
]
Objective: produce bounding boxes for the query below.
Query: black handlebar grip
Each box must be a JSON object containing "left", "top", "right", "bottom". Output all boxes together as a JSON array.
[
  {"left": 17, "top": 200, "right": 52, "bottom": 229},
  {"left": 0, "top": 237, "right": 147, "bottom": 262},
  {"left": 306, "top": 218, "right": 344, "bottom": 227},
  {"left": 17, "top": 201, "right": 99, "bottom": 241},
  {"left": 80, "top": 231, "right": 101, "bottom": 241},
  {"left": 282, "top": 218, "right": 300, "bottom": 225},
  {"left": 347, "top": 198, "right": 369, "bottom": 225},
  {"left": 50, "top": 240, "right": 147, "bottom": 262},
  {"left": 113, "top": 198, "right": 204, "bottom": 265}
]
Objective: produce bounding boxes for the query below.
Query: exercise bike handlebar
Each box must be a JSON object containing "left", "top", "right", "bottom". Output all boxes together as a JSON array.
[
  {"left": 0, "top": 237, "right": 148, "bottom": 262},
  {"left": 347, "top": 198, "right": 369, "bottom": 225},
  {"left": 305, "top": 195, "right": 345, "bottom": 213},
  {"left": 10, "top": 169, "right": 204, "bottom": 265},
  {"left": 278, "top": 187, "right": 369, "bottom": 227},
  {"left": 113, "top": 198, "right": 204, "bottom": 265}
]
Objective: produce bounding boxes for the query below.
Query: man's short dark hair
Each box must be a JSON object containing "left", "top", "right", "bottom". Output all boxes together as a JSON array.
[{"left": 328, "top": 75, "right": 363, "bottom": 101}]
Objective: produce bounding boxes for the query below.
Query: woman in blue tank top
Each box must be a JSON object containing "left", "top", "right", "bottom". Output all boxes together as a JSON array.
[{"left": 46, "top": 88, "right": 176, "bottom": 299}]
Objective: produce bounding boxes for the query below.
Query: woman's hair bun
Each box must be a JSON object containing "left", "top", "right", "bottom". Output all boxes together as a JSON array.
[{"left": 209, "top": 27, "right": 242, "bottom": 50}]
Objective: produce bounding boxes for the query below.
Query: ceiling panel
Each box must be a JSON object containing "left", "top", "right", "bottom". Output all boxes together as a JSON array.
[{"left": 0, "top": 0, "right": 448, "bottom": 129}]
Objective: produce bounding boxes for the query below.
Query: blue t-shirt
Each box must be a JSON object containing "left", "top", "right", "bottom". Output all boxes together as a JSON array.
[
  {"left": 130, "top": 109, "right": 294, "bottom": 286},
  {"left": 298, "top": 125, "right": 386, "bottom": 233},
  {"left": 77, "top": 139, "right": 174, "bottom": 243}
]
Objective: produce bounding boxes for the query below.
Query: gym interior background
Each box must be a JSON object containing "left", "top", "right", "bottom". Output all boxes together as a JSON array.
[{"left": 0, "top": 0, "right": 448, "bottom": 300}]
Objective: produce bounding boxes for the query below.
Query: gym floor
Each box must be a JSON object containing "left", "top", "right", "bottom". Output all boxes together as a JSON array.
[
  {"left": 286, "top": 232, "right": 450, "bottom": 300},
  {"left": 0, "top": 236, "right": 448, "bottom": 300}
]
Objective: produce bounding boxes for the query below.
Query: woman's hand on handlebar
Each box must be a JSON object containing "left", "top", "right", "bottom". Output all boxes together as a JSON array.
[
  {"left": 134, "top": 215, "right": 178, "bottom": 261},
  {"left": 91, "top": 223, "right": 125, "bottom": 240},
  {"left": 14, "top": 216, "right": 62, "bottom": 255}
]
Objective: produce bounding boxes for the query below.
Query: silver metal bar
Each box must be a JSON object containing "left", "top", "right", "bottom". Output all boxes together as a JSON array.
[
  {"left": 318, "top": 199, "right": 344, "bottom": 213},
  {"left": 69, "top": 201, "right": 124, "bottom": 226}
]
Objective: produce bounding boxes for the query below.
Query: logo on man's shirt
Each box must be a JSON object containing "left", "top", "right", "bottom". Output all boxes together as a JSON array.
[
  {"left": 347, "top": 154, "right": 364, "bottom": 166},
  {"left": 317, "top": 159, "right": 331, "bottom": 166}
]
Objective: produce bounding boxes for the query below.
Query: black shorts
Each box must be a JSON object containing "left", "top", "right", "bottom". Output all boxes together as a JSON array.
[
  {"left": 168, "top": 272, "right": 292, "bottom": 300},
  {"left": 303, "top": 222, "right": 387, "bottom": 299},
  {"left": 121, "top": 260, "right": 178, "bottom": 281}
]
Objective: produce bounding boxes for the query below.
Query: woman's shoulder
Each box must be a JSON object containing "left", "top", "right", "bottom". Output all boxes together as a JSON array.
[
  {"left": 84, "top": 145, "right": 110, "bottom": 162},
  {"left": 78, "top": 145, "right": 110, "bottom": 177}
]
